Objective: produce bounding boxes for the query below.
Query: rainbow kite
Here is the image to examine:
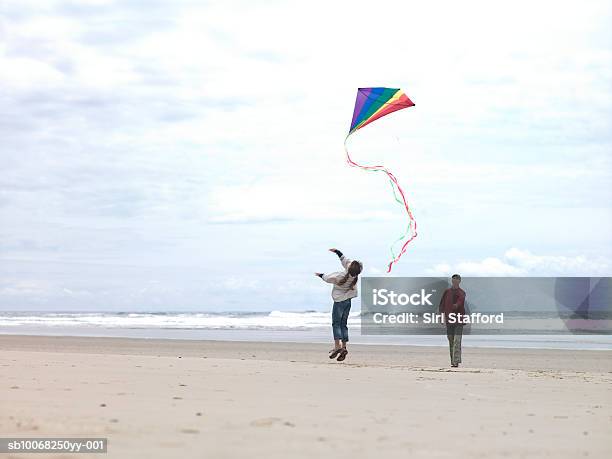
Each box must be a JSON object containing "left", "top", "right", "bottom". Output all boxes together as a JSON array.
[{"left": 344, "top": 87, "right": 416, "bottom": 273}]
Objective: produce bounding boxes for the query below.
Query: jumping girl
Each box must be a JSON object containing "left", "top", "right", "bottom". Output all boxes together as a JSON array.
[{"left": 315, "top": 248, "right": 363, "bottom": 361}]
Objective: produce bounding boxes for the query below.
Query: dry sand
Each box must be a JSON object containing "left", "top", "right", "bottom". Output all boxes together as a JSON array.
[{"left": 1, "top": 335, "right": 611, "bottom": 458}]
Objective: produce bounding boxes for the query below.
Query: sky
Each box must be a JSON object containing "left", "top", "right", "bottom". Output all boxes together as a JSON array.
[{"left": 1, "top": 0, "right": 611, "bottom": 311}]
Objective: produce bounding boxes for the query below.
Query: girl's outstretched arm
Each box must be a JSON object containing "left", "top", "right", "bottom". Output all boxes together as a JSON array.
[
  {"left": 315, "top": 271, "right": 342, "bottom": 284},
  {"left": 329, "top": 248, "right": 352, "bottom": 270}
]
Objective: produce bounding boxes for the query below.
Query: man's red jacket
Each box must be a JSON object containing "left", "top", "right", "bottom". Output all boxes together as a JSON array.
[{"left": 438, "top": 287, "right": 466, "bottom": 316}]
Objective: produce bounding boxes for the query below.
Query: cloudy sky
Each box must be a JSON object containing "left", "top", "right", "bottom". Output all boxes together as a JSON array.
[{"left": 1, "top": 0, "right": 611, "bottom": 311}]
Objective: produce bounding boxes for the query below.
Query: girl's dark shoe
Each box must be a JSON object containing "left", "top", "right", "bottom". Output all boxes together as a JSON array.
[
  {"left": 329, "top": 348, "right": 342, "bottom": 359},
  {"left": 336, "top": 348, "right": 348, "bottom": 362}
]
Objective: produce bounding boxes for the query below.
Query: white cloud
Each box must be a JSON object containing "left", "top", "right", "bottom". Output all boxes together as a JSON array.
[
  {"left": 427, "top": 248, "right": 610, "bottom": 276},
  {"left": 206, "top": 174, "right": 406, "bottom": 223}
]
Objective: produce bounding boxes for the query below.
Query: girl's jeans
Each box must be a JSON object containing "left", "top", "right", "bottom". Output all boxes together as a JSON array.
[{"left": 332, "top": 298, "right": 352, "bottom": 341}]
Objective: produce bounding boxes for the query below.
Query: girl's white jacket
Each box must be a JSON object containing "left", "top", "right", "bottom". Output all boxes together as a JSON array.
[{"left": 322, "top": 255, "right": 359, "bottom": 302}]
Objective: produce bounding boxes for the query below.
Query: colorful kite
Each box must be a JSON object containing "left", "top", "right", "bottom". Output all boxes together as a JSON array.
[{"left": 344, "top": 87, "right": 416, "bottom": 273}]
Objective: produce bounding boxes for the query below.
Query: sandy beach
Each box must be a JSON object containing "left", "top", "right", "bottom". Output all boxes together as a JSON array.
[{"left": 1, "top": 335, "right": 611, "bottom": 458}]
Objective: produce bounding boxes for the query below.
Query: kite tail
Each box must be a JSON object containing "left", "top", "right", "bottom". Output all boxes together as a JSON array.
[{"left": 344, "top": 134, "right": 418, "bottom": 273}]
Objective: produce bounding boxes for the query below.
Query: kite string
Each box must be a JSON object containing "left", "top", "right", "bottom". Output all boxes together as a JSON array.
[{"left": 344, "top": 135, "right": 418, "bottom": 273}]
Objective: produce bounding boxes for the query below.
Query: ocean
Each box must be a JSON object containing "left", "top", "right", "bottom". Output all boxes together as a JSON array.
[{"left": 1, "top": 311, "right": 611, "bottom": 350}]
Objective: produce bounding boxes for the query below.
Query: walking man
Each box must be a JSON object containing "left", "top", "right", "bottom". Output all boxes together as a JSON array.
[{"left": 438, "top": 274, "right": 466, "bottom": 367}]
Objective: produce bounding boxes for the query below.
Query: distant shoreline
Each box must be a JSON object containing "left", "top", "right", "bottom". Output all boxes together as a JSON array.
[
  {"left": 1, "top": 310, "right": 611, "bottom": 350},
  {"left": 2, "top": 330, "right": 612, "bottom": 351}
]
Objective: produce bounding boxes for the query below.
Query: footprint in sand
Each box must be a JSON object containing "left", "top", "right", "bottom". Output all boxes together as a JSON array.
[{"left": 250, "top": 417, "right": 295, "bottom": 428}]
